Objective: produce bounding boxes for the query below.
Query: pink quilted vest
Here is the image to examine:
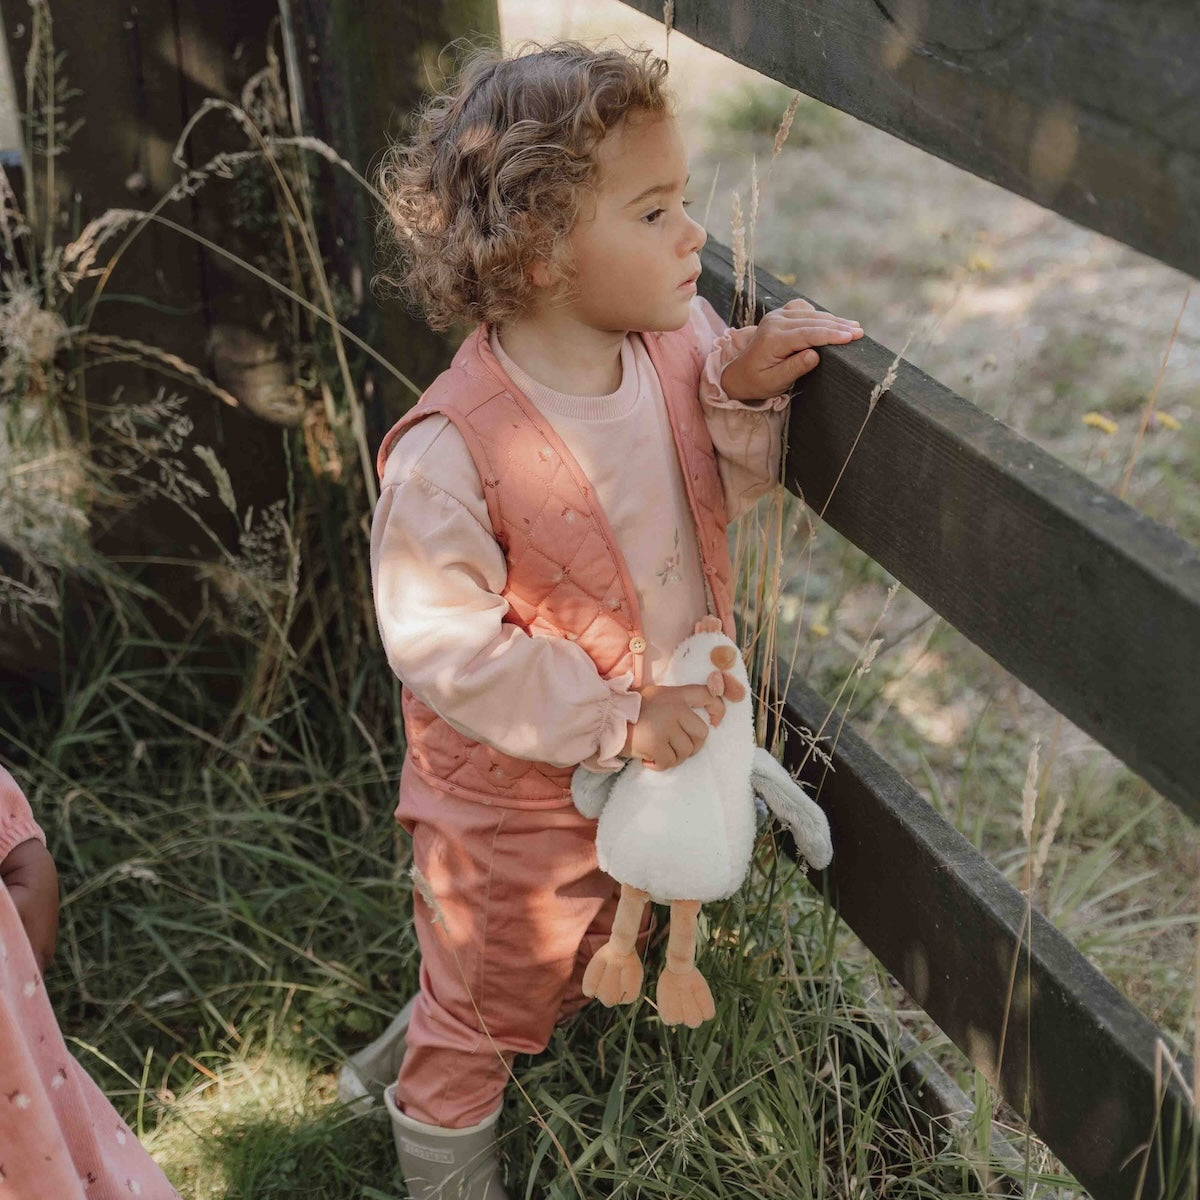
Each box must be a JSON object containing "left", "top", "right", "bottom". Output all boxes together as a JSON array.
[{"left": 376, "top": 323, "right": 735, "bottom": 808}]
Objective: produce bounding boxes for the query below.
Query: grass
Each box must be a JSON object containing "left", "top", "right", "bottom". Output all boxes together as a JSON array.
[
  {"left": 6, "top": 620, "right": 1047, "bottom": 1197},
  {"left": 704, "top": 82, "right": 847, "bottom": 149},
  {"left": 5, "top": 604, "right": 411, "bottom": 1197}
]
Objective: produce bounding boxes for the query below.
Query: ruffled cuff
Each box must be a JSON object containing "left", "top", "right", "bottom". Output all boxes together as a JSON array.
[
  {"left": 699, "top": 325, "right": 791, "bottom": 412},
  {"left": 0, "top": 767, "right": 45, "bottom": 863},
  {"left": 581, "top": 674, "right": 642, "bottom": 773},
  {"left": 0, "top": 815, "right": 45, "bottom": 864}
]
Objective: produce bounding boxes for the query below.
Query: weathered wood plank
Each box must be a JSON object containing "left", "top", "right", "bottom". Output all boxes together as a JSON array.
[
  {"left": 1, "top": 0, "right": 282, "bottom": 687},
  {"left": 285, "top": 0, "right": 500, "bottom": 439},
  {"left": 777, "top": 671, "right": 1196, "bottom": 1200},
  {"left": 621, "top": 0, "right": 1200, "bottom": 279},
  {"left": 699, "top": 240, "right": 1200, "bottom": 823}
]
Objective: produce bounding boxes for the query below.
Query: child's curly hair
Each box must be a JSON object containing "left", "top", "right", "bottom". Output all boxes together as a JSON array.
[{"left": 375, "top": 42, "right": 671, "bottom": 331}]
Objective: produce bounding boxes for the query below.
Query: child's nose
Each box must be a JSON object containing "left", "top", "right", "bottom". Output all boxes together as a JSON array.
[{"left": 683, "top": 213, "right": 707, "bottom": 254}]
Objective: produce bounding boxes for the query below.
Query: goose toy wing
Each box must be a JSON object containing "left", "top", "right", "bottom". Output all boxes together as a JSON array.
[
  {"left": 571, "top": 765, "right": 618, "bottom": 820},
  {"left": 750, "top": 748, "right": 833, "bottom": 870}
]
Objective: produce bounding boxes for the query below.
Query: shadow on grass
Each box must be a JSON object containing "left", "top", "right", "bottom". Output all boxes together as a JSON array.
[{"left": 160, "top": 1098, "right": 404, "bottom": 1200}]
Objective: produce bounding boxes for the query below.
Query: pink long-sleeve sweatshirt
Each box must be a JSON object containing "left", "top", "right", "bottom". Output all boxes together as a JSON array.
[
  {"left": 370, "top": 297, "right": 788, "bottom": 772},
  {"left": 0, "top": 765, "right": 179, "bottom": 1200}
]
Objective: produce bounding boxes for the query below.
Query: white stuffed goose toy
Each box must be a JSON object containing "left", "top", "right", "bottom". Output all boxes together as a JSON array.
[{"left": 571, "top": 617, "right": 834, "bottom": 1028}]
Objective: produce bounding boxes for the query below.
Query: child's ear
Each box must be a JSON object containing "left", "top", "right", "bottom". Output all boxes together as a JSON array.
[{"left": 529, "top": 260, "right": 553, "bottom": 289}]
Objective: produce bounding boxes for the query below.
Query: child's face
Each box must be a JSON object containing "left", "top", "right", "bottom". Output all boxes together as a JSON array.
[{"left": 559, "top": 112, "right": 707, "bottom": 334}]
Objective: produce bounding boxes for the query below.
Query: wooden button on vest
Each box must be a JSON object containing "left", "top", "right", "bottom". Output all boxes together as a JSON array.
[{"left": 629, "top": 635, "right": 647, "bottom": 653}]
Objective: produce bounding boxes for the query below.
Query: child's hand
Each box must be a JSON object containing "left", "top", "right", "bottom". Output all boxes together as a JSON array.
[
  {"left": 721, "top": 298, "right": 863, "bottom": 402},
  {"left": 1, "top": 838, "right": 59, "bottom": 973},
  {"left": 624, "top": 683, "right": 726, "bottom": 771}
]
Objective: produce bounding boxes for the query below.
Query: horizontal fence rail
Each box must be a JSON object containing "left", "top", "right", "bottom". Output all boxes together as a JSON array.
[
  {"left": 700, "top": 241, "right": 1200, "bottom": 824},
  {"left": 623, "top": 0, "right": 1200, "bottom": 279},
  {"left": 696, "top": 241, "right": 1200, "bottom": 1197},
  {"left": 631, "top": 5, "right": 1200, "bottom": 1193},
  {"left": 776, "top": 671, "right": 1195, "bottom": 1200}
]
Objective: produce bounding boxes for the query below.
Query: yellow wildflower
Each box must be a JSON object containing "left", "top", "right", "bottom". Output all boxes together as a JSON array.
[{"left": 1082, "top": 411, "right": 1118, "bottom": 435}]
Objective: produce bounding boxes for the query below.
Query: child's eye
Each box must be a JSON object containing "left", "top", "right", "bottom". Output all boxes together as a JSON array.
[{"left": 642, "top": 208, "right": 665, "bottom": 225}]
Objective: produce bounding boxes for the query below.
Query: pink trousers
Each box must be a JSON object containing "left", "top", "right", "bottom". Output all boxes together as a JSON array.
[{"left": 393, "top": 760, "right": 649, "bottom": 1128}]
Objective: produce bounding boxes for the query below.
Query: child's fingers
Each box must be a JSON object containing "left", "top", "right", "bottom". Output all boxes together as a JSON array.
[
  {"left": 749, "top": 346, "right": 821, "bottom": 392},
  {"left": 680, "top": 684, "right": 725, "bottom": 726},
  {"left": 791, "top": 349, "right": 822, "bottom": 382},
  {"left": 768, "top": 307, "right": 859, "bottom": 329},
  {"left": 652, "top": 726, "right": 699, "bottom": 769},
  {"left": 679, "top": 708, "right": 711, "bottom": 746},
  {"left": 771, "top": 315, "right": 862, "bottom": 346},
  {"left": 659, "top": 715, "right": 710, "bottom": 770},
  {"left": 762, "top": 303, "right": 859, "bottom": 336}
]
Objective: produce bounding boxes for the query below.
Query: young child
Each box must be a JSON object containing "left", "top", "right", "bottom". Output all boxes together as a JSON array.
[
  {"left": 0, "top": 764, "right": 180, "bottom": 1199},
  {"left": 356, "top": 42, "right": 862, "bottom": 1198}
]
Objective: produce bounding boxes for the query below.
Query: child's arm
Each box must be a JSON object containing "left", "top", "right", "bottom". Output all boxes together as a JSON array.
[
  {"left": 689, "top": 296, "right": 862, "bottom": 520},
  {"left": 373, "top": 420, "right": 724, "bottom": 771},
  {"left": 1, "top": 766, "right": 59, "bottom": 972}
]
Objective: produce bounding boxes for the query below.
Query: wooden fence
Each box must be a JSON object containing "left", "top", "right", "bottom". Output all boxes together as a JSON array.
[
  {"left": 616, "top": 2, "right": 1200, "bottom": 1197},
  {"left": 0, "top": 0, "right": 495, "bottom": 681}
]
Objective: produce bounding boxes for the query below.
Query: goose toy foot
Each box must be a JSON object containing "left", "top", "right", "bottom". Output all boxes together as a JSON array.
[
  {"left": 583, "top": 943, "right": 644, "bottom": 1006},
  {"left": 655, "top": 898, "right": 715, "bottom": 1027},
  {"left": 656, "top": 966, "right": 716, "bottom": 1028}
]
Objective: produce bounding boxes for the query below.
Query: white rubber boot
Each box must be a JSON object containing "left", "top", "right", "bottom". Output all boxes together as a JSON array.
[
  {"left": 337, "top": 994, "right": 418, "bottom": 1109},
  {"left": 384, "top": 1084, "right": 509, "bottom": 1200}
]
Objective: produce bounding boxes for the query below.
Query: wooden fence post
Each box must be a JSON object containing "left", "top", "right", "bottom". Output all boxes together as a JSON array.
[
  {"left": 1, "top": 0, "right": 499, "bottom": 686},
  {"left": 1, "top": 0, "right": 285, "bottom": 685},
  {"left": 281, "top": 0, "right": 501, "bottom": 443}
]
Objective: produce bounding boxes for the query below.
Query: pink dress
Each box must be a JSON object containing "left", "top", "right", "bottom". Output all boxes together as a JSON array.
[{"left": 0, "top": 765, "right": 179, "bottom": 1200}]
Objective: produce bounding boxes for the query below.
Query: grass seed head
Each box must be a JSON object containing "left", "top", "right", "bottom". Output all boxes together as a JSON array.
[
  {"left": 0, "top": 281, "right": 67, "bottom": 389},
  {"left": 409, "top": 864, "right": 448, "bottom": 930},
  {"left": 1021, "top": 739, "right": 1041, "bottom": 846},
  {"left": 772, "top": 92, "right": 802, "bottom": 162},
  {"left": 856, "top": 637, "right": 883, "bottom": 679},
  {"left": 1032, "top": 793, "right": 1067, "bottom": 884},
  {"left": 731, "top": 191, "right": 747, "bottom": 309}
]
